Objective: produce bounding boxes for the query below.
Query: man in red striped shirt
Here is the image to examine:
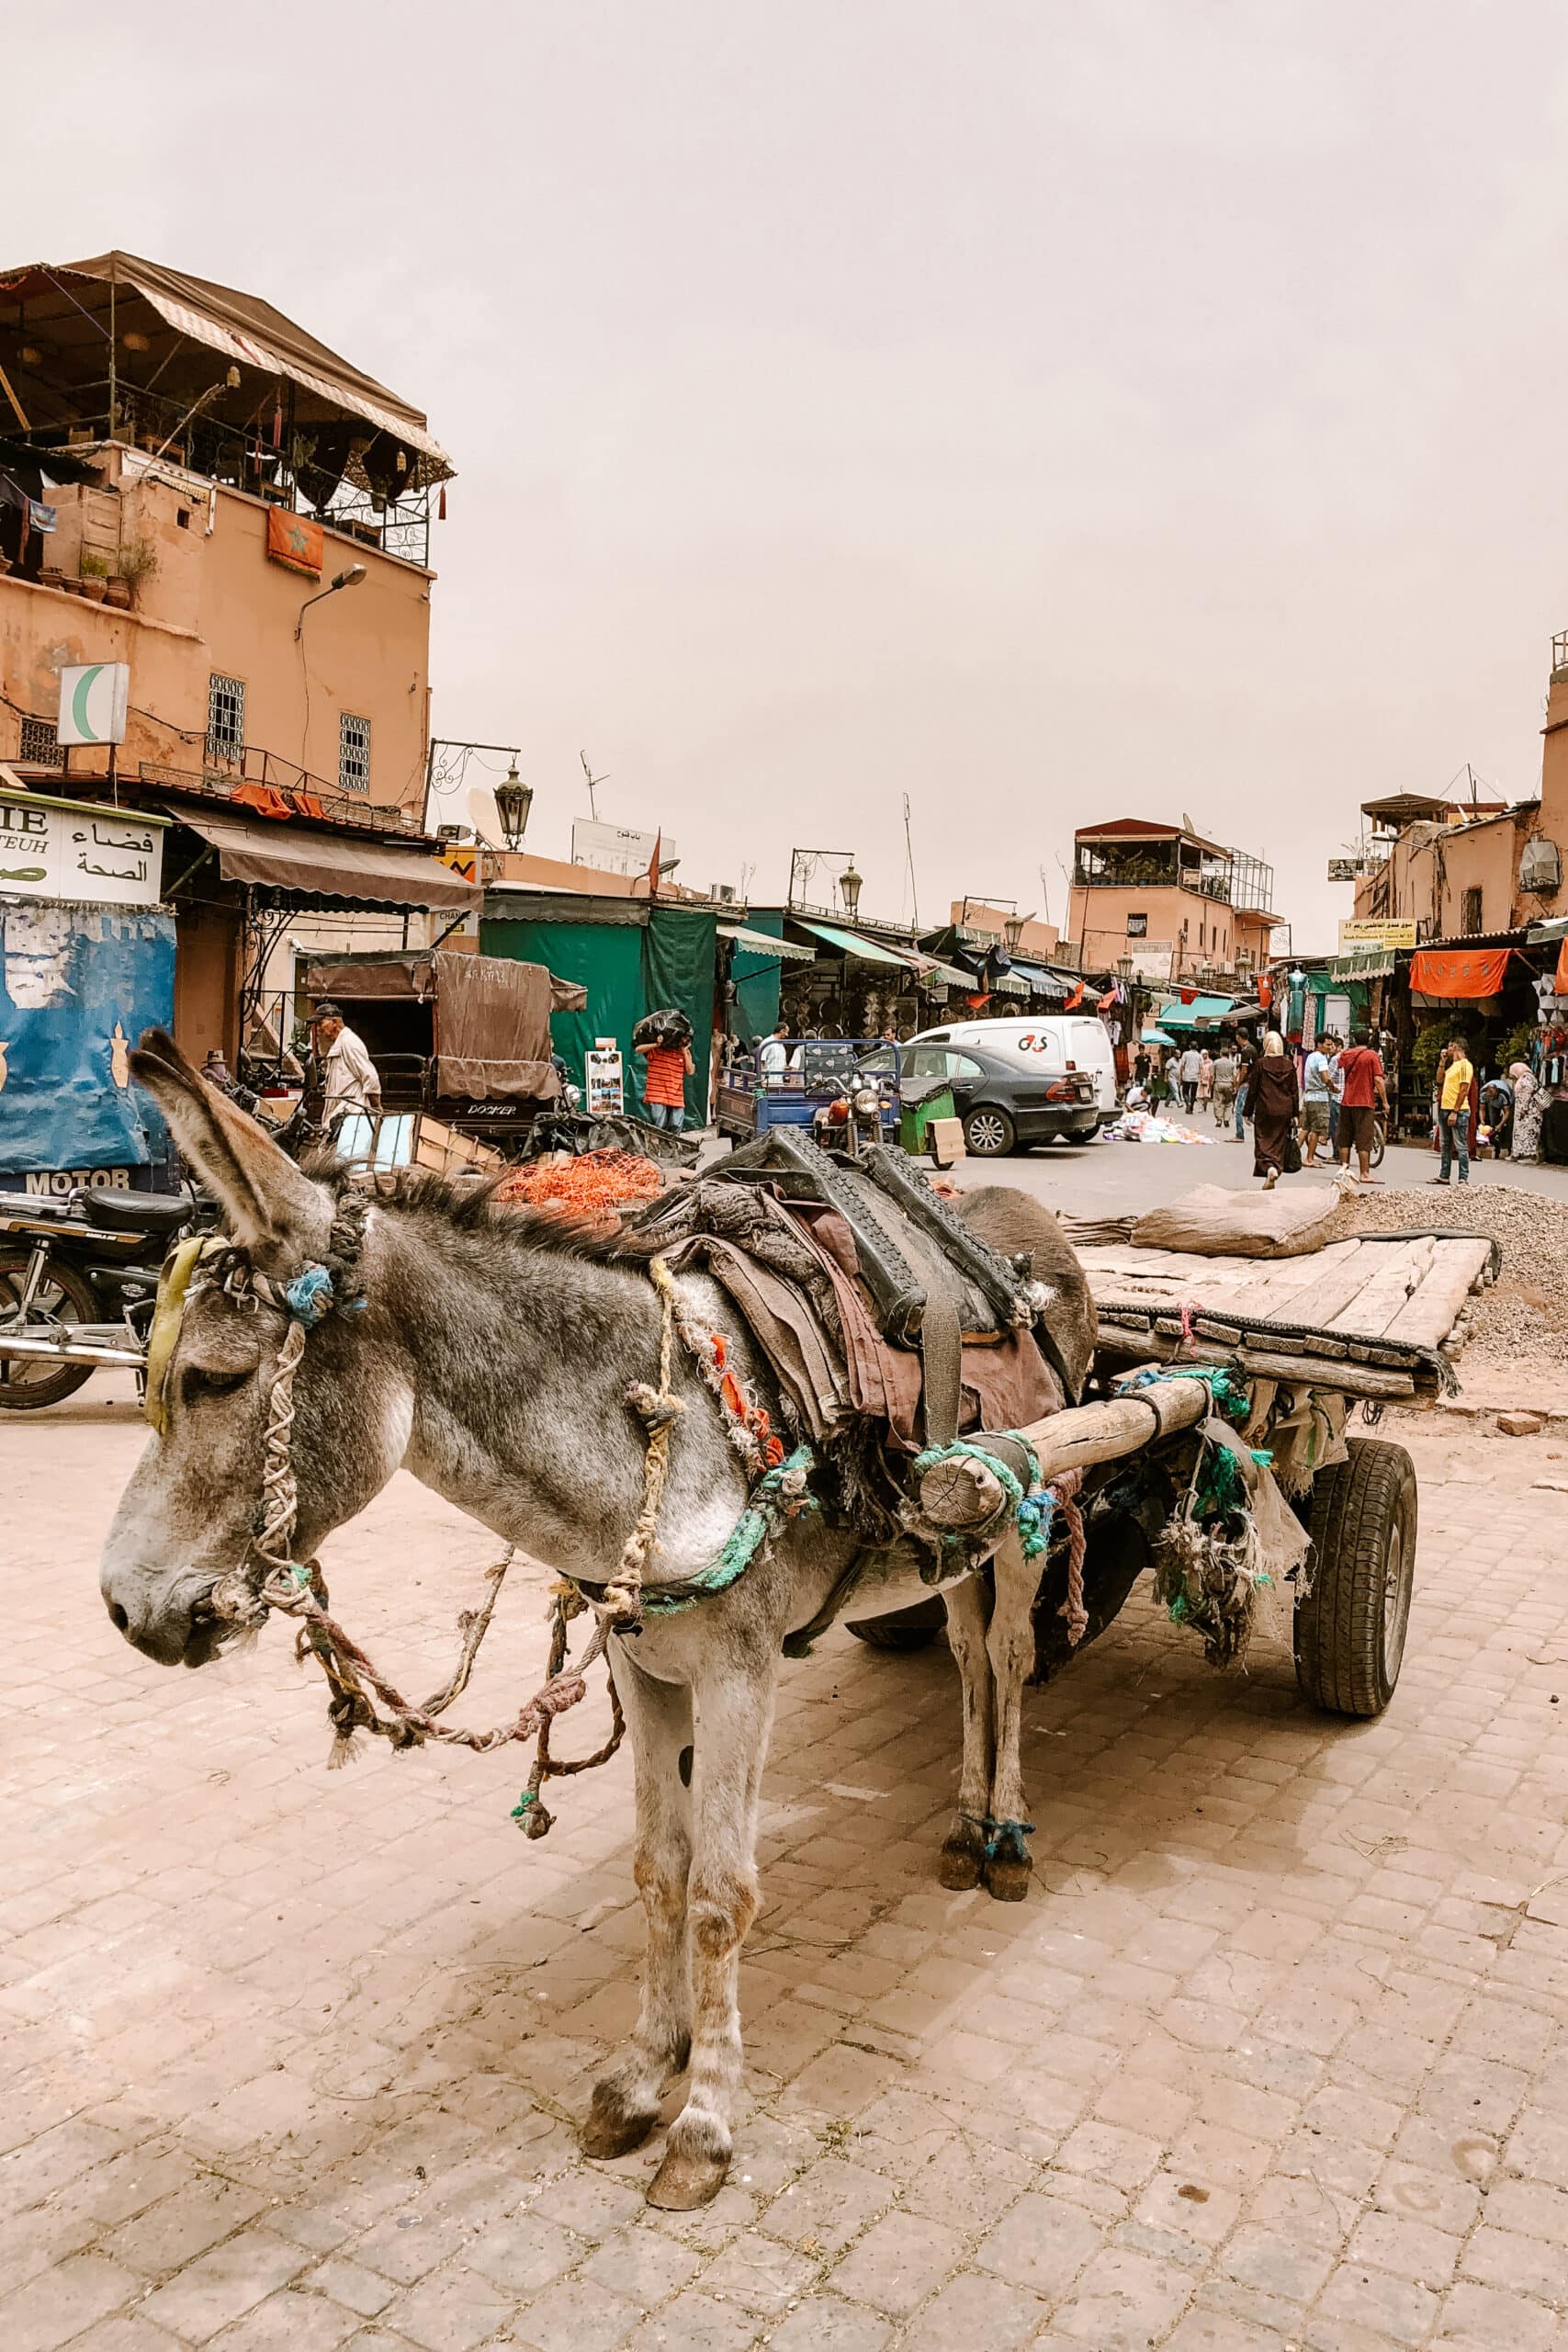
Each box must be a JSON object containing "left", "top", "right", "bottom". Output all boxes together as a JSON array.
[{"left": 636, "top": 1035, "right": 694, "bottom": 1131}]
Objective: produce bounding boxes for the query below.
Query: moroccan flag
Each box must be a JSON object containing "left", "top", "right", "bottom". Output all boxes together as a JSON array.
[
  {"left": 1063, "top": 981, "right": 1086, "bottom": 1011},
  {"left": 644, "top": 831, "right": 662, "bottom": 896}
]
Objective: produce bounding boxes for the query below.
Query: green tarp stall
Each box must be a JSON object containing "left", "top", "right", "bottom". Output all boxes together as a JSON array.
[
  {"left": 640, "top": 903, "right": 717, "bottom": 1121},
  {"left": 481, "top": 892, "right": 718, "bottom": 1123},
  {"left": 720, "top": 911, "right": 799, "bottom": 1046}
]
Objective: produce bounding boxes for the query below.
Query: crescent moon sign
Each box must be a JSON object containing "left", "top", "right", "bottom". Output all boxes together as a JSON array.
[{"left": 72, "top": 665, "right": 102, "bottom": 741}]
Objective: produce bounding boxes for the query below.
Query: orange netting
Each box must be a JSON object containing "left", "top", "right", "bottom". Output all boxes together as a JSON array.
[{"left": 496, "top": 1149, "right": 666, "bottom": 1215}]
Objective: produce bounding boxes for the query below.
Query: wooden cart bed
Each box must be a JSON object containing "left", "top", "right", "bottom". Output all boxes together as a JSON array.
[{"left": 1075, "top": 1231, "right": 1498, "bottom": 1403}]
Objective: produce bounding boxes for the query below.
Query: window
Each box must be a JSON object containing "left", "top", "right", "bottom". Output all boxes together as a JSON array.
[
  {"left": 17, "top": 716, "right": 62, "bottom": 768},
  {"left": 1461, "top": 887, "right": 1483, "bottom": 936},
  {"left": 207, "top": 673, "right": 245, "bottom": 766},
  {"left": 339, "top": 711, "right": 371, "bottom": 797},
  {"left": 1125, "top": 912, "right": 1148, "bottom": 938}
]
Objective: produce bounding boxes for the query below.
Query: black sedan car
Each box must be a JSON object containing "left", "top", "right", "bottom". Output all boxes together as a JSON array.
[{"left": 898, "top": 1041, "right": 1098, "bottom": 1157}]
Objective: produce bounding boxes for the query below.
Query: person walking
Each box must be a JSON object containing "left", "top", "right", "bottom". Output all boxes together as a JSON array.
[
  {"left": 1211, "top": 1045, "right": 1237, "bottom": 1130},
  {"left": 309, "top": 1001, "right": 381, "bottom": 1129},
  {"left": 1301, "top": 1031, "right": 1338, "bottom": 1168},
  {"left": 1197, "top": 1048, "right": 1214, "bottom": 1111},
  {"left": 1335, "top": 1026, "right": 1388, "bottom": 1184},
  {"left": 1243, "top": 1030, "right": 1299, "bottom": 1188},
  {"left": 637, "top": 1033, "right": 695, "bottom": 1131},
  {"left": 1431, "top": 1034, "right": 1474, "bottom": 1185},
  {"left": 1511, "top": 1061, "right": 1543, "bottom": 1163},
  {"left": 1233, "top": 1038, "right": 1257, "bottom": 1140},
  {"left": 1178, "top": 1043, "right": 1202, "bottom": 1111}
]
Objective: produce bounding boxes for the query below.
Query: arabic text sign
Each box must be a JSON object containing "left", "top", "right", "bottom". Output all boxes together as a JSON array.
[
  {"left": 0, "top": 790, "right": 166, "bottom": 908},
  {"left": 1337, "top": 918, "right": 1416, "bottom": 951},
  {"left": 56, "top": 662, "right": 130, "bottom": 747}
]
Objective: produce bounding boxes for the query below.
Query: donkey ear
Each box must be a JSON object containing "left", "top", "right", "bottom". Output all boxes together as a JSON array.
[{"left": 130, "top": 1028, "right": 332, "bottom": 1257}]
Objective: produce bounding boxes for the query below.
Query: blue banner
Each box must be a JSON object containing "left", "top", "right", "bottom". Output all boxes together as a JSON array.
[{"left": 0, "top": 901, "right": 175, "bottom": 1173}]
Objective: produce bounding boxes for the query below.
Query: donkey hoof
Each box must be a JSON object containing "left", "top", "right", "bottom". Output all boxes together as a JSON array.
[
  {"left": 981, "top": 1852, "right": 1032, "bottom": 1903},
  {"left": 939, "top": 1820, "right": 986, "bottom": 1890},
  {"left": 581, "top": 2086, "right": 658, "bottom": 2160},
  {"left": 938, "top": 1838, "right": 983, "bottom": 1891},
  {"left": 647, "top": 2144, "right": 730, "bottom": 2210}
]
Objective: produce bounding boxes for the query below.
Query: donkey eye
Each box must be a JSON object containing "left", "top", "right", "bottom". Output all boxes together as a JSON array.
[{"left": 181, "top": 1363, "right": 254, "bottom": 1404}]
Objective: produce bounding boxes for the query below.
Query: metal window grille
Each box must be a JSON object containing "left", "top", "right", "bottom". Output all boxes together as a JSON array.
[
  {"left": 339, "top": 711, "right": 371, "bottom": 797},
  {"left": 207, "top": 673, "right": 245, "bottom": 766},
  {"left": 17, "top": 715, "right": 63, "bottom": 767}
]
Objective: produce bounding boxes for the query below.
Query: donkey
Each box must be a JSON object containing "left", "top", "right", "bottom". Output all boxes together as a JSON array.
[{"left": 101, "top": 1035, "right": 1095, "bottom": 2211}]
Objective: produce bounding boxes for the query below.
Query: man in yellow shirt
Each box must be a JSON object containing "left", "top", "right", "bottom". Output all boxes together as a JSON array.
[{"left": 1434, "top": 1035, "right": 1473, "bottom": 1186}]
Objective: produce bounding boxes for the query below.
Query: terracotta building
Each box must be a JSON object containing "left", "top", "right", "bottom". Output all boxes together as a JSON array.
[
  {"left": 1066, "top": 819, "right": 1281, "bottom": 985},
  {"left": 0, "top": 253, "right": 473, "bottom": 1062}
]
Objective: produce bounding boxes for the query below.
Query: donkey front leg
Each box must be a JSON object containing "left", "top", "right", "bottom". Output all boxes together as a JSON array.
[
  {"left": 582, "top": 1650, "right": 694, "bottom": 2160},
  {"left": 647, "top": 1641, "right": 777, "bottom": 2211},
  {"left": 939, "top": 1571, "right": 994, "bottom": 1889},
  {"left": 981, "top": 1527, "right": 1039, "bottom": 1902}
]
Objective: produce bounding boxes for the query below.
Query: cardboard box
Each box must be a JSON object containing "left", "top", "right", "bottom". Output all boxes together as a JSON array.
[{"left": 927, "top": 1117, "right": 966, "bottom": 1167}]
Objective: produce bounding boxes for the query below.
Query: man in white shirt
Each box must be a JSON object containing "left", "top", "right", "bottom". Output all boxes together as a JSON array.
[
  {"left": 1178, "top": 1044, "right": 1202, "bottom": 1111},
  {"left": 1302, "top": 1032, "right": 1338, "bottom": 1168},
  {"left": 310, "top": 1001, "right": 382, "bottom": 1125},
  {"left": 757, "top": 1023, "right": 795, "bottom": 1085}
]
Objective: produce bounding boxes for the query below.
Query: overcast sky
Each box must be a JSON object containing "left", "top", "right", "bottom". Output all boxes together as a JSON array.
[{"left": 13, "top": 4, "right": 1568, "bottom": 953}]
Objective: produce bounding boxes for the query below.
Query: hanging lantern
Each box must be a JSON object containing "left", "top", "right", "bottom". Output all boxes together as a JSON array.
[{"left": 493, "top": 763, "right": 534, "bottom": 849}]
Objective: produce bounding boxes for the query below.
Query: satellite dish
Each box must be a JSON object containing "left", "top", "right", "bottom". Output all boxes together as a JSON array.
[
  {"left": 1181, "top": 809, "right": 1197, "bottom": 835},
  {"left": 466, "top": 782, "right": 504, "bottom": 847}
]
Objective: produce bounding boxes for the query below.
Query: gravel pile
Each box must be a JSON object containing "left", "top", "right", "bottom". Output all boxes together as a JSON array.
[{"left": 1325, "top": 1182, "right": 1568, "bottom": 1363}]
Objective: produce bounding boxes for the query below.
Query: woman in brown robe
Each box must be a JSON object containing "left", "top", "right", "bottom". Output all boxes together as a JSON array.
[{"left": 1243, "top": 1030, "right": 1299, "bottom": 1188}]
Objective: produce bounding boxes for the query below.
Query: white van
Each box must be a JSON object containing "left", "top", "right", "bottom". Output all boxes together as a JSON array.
[{"left": 907, "top": 1013, "right": 1119, "bottom": 1125}]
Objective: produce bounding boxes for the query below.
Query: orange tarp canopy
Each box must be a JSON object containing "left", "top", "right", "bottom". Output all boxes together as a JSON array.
[{"left": 1408, "top": 947, "right": 1512, "bottom": 1000}]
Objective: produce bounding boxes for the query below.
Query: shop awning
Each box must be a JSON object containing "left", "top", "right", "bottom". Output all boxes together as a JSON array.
[
  {"left": 175, "top": 808, "right": 479, "bottom": 911},
  {"left": 1409, "top": 946, "right": 1513, "bottom": 1001},
  {"left": 1328, "top": 950, "right": 1396, "bottom": 979},
  {"left": 794, "top": 919, "right": 918, "bottom": 969},
  {"left": 1008, "top": 960, "right": 1073, "bottom": 1001},
  {"left": 919, "top": 956, "right": 982, "bottom": 991},
  {"left": 1154, "top": 993, "right": 1235, "bottom": 1030},
  {"left": 717, "top": 922, "right": 815, "bottom": 961}
]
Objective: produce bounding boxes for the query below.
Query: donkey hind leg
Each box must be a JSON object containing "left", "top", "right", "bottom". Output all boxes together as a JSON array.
[
  {"left": 582, "top": 1652, "right": 694, "bottom": 2161},
  {"left": 647, "top": 1645, "right": 777, "bottom": 2211},
  {"left": 940, "top": 1572, "right": 994, "bottom": 1890},
  {"left": 981, "top": 1527, "right": 1040, "bottom": 1902}
]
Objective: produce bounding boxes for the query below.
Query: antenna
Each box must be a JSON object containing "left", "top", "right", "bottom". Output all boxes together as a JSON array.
[
  {"left": 902, "top": 793, "right": 920, "bottom": 928},
  {"left": 1037, "top": 864, "right": 1052, "bottom": 928},
  {"left": 580, "top": 749, "right": 609, "bottom": 821}
]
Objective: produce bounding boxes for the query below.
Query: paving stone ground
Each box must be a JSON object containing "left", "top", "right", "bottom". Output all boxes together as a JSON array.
[{"left": 7, "top": 1389, "right": 1568, "bottom": 2349}]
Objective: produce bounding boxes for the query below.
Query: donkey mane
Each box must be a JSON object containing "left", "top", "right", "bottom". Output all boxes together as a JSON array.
[{"left": 295, "top": 1152, "right": 662, "bottom": 1271}]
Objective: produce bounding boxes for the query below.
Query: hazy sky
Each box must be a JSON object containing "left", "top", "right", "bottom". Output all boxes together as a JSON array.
[{"left": 14, "top": 4, "right": 1568, "bottom": 953}]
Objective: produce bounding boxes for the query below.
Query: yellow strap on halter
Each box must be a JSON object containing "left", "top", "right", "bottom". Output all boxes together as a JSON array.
[{"left": 142, "top": 1235, "right": 210, "bottom": 1436}]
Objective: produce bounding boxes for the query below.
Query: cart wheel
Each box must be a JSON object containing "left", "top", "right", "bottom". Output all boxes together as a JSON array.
[
  {"left": 964, "top": 1105, "right": 1015, "bottom": 1158},
  {"left": 1294, "top": 1438, "right": 1416, "bottom": 1717},
  {"left": 846, "top": 1599, "right": 947, "bottom": 1651},
  {"left": 0, "top": 1250, "right": 98, "bottom": 1411}
]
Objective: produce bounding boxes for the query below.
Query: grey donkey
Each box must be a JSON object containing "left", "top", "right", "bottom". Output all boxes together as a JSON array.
[{"left": 101, "top": 1035, "right": 1095, "bottom": 2210}]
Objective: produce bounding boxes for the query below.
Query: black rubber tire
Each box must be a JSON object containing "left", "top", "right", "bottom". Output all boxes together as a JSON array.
[
  {"left": 0, "top": 1250, "right": 98, "bottom": 1411},
  {"left": 1294, "top": 1438, "right": 1416, "bottom": 1717},
  {"left": 964, "top": 1104, "right": 1016, "bottom": 1158},
  {"left": 845, "top": 1598, "right": 947, "bottom": 1651}
]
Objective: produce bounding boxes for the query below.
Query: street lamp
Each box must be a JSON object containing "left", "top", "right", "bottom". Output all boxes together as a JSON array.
[
  {"left": 839, "top": 861, "right": 863, "bottom": 918},
  {"left": 294, "top": 561, "right": 367, "bottom": 639},
  {"left": 1117, "top": 953, "right": 1134, "bottom": 983},
  {"left": 492, "top": 763, "right": 534, "bottom": 850},
  {"left": 1004, "top": 910, "right": 1034, "bottom": 951}
]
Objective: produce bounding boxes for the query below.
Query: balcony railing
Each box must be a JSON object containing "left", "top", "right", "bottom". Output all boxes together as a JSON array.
[{"left": 138, "top": 745, "right": 423, "bottom": 836}]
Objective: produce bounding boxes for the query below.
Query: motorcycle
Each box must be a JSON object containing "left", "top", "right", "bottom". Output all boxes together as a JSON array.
[{"left": 0, "top": 1184, "right": 209, "bottom": 1410}]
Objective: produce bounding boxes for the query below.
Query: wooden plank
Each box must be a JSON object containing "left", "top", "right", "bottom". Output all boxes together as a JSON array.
[
  {"left": 1382, "top": 1238, "right": 1496, "bottom": 1350},
  {"left": 1325, "top": 1238, "right": 1436, "bottom": 1336},
  {"left": 1091, "top": 1326, "right": 1419, "bottom": 1398},
  {"left": 1224, "top": 1239, "right": 1364, "bottom": 1321},
  {"left": 1227, "top": 1247, "right": 1375, "bottom": 1336}
]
